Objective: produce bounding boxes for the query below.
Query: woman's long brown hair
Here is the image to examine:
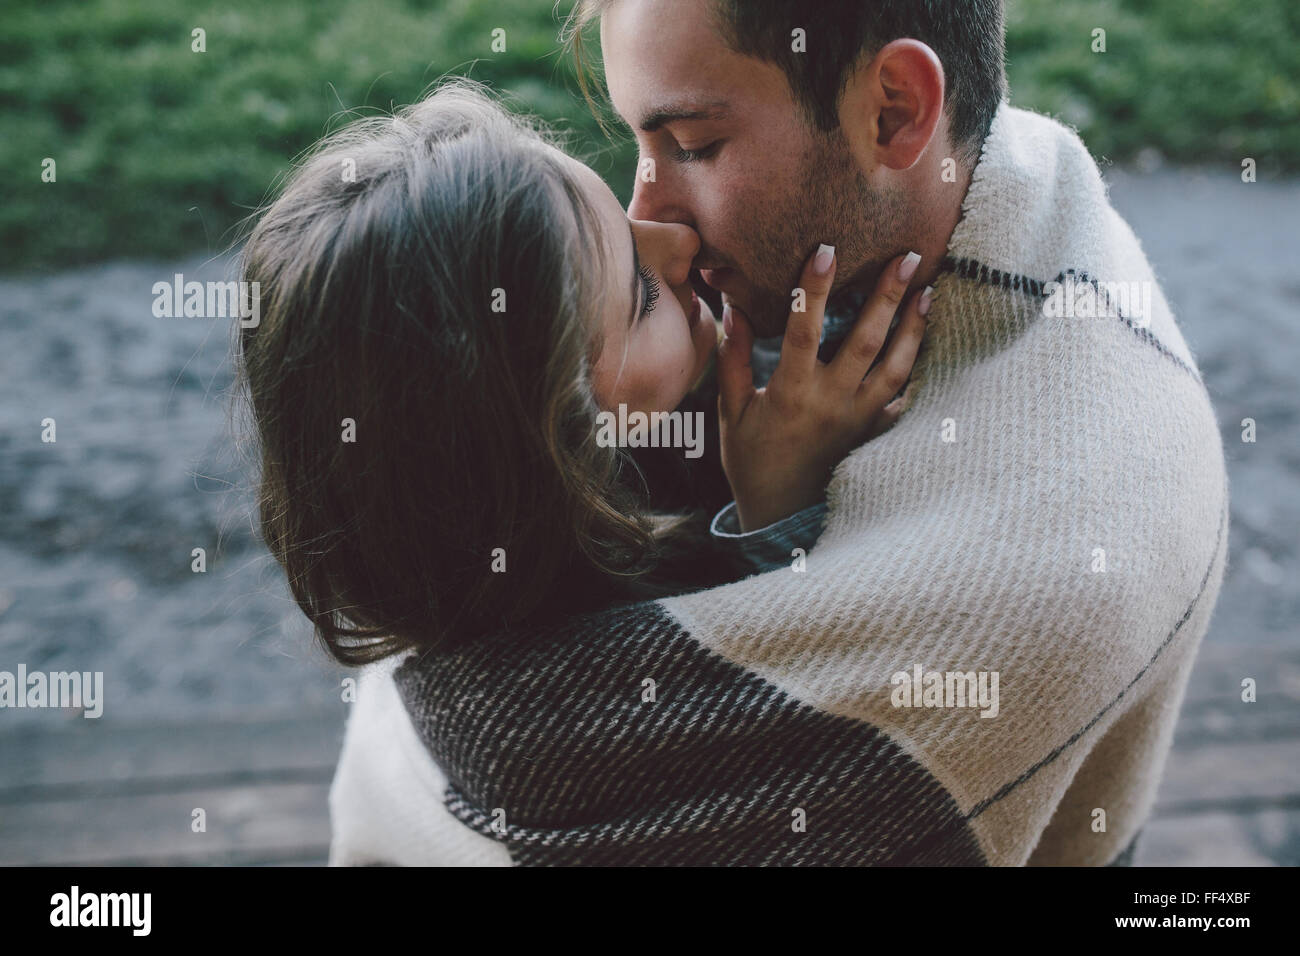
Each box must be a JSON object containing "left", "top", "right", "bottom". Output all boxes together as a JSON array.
[{"left": 236, "top": 80, "right": 690, "bottom": 666}]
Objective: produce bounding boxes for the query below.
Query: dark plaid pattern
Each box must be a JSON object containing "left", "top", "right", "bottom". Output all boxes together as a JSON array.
[{"left": 395, "top": 602, "right": 985, "bottom": 866}]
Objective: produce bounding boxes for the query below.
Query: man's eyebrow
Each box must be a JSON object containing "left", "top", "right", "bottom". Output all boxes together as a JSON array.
[
  {"left": 627, "top": 221, "right": 642, "bottom": 327},
  {"left": 638, "top": 101, "right": 729, "bottom": 133}
]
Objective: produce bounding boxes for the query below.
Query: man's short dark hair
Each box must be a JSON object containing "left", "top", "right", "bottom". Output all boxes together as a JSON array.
[
  {"left": 711, "top": 1, "right": 1006, "bottom": 161},
  {"left": 571, "top": 0, "right": 1007, "bottom": 164}
]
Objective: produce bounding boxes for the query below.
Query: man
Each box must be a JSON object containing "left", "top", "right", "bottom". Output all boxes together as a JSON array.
[
  {"left": 564, "top": 0, "right": 1228, "bottom": 865},
  {"left": 330, "top": 1, "right": 1228, "bottom": 866}
]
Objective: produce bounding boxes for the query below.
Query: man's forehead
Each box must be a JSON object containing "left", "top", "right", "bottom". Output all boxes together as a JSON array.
[
  {"left": 607, "top": 71, "right": 751, "bottom": 132},
  {"left": 599, "top": 0, "right": 721, "bottom": 47},
  {"left": 600, "top": 1, "right": 740, "bottom": 110},
  {"left": 600, "top": 2, "right": 795, "bottom": 132}
]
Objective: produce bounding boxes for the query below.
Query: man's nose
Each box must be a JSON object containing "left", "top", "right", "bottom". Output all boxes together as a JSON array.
[{"left": 628, "top": 160, "right": 691, "bottom": 228}]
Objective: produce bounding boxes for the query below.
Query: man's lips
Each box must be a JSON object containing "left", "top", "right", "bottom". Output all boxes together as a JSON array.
[{"left": 698, "top": 266, "right": 734, "bottom": 291}]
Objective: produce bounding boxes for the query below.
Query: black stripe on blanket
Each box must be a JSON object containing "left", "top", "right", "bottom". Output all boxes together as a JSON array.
[
  {"left": 967, "top": 494, "right": 1230, "bottom": 821},
  {"left": 396, "top": 603, "right": 985, "bottom": 866},
  {"left": 939, "top": 256, "right": 1200, "bottom": 381}
]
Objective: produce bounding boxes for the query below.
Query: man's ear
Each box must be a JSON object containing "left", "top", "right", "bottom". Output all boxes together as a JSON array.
[{"left": 838, "top": 39, "right": 945, "bottom": 173}]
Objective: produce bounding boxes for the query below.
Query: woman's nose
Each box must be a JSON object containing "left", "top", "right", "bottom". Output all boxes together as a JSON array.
[{"left": 631, "top": 219, "right": 700, "bottom": 287}]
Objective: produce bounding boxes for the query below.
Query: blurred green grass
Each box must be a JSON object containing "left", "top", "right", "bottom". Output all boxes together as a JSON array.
[
  {"left": 2, "top": 0, "right": 1297, "bottom": 273},
  {"left": 1006, "top": 0, "right": 1300, "bottom": 168}
]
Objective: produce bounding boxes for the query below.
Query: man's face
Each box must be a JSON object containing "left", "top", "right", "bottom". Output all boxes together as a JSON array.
[{"left": 601, "top": 0, "right": 899, "bottom": 337}]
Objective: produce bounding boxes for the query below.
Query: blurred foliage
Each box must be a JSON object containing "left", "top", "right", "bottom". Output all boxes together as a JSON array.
[
  {"left": 1005, "top": 0, "right": 1300, "bottom": 169},
  {"left": 2, "top": 0, "right": 1296, "bottom": 272}
]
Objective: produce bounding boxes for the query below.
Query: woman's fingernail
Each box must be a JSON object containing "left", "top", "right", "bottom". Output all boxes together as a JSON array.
[
  {"left": 812, "top": 243, "right": 835, "bottom": 276},
  {"left": 722, "top": 304, "right": 734, "bottom": 336},
  {"left": 918, "top": 285, "right": 934, "bottom": 316},
  {"left": 898, "top": 251, "right": 922, "bottom": 282}
]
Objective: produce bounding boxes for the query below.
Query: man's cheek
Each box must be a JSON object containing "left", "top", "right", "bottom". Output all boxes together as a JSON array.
[
  {"left": 706, "top": 199, "right": 759, "bottom": 265},
  {"left": 699, "top": 169, "right": 759, "bottom": 250}
]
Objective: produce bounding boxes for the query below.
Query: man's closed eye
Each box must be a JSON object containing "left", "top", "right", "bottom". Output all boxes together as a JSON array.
[{"left": 672, "top": 141, "right": 722, "bottom": 163}]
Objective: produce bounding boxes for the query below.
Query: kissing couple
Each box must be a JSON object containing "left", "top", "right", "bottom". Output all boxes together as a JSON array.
[{"left": 238, "top": 0, "right": 1228, "bottom": 866}]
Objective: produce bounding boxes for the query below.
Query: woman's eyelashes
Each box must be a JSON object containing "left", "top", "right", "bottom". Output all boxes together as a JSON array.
[{"left": 638, "top": 264, "right": 661, "bottom": 317}]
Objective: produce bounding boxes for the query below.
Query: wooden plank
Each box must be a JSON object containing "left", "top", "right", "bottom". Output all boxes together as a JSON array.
[
  {"left": 1172, "top": 698, "right": 1300, "bottom": 746},
  {"left": 0, "top": 713, "right": 346, "bottom": 801},
  {"left": 0, "top": 781, "right": 331, "bottom": 866},
  {"left": 1178, "top": 642, "right": 1300, "bottom": 707},
  {"left": 1154, "top": 739, "right": 1300, "bottom": 814},
  {"left": 1136, "top": 808, "right": 1297, "bottom": 866}
]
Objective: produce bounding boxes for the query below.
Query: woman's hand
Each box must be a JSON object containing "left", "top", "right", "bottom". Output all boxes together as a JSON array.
[{"left": 716, "top": 245, "right": 932, "bottom": 532}]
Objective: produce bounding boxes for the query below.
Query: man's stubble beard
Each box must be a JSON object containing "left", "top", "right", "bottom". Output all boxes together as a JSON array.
[{"left": 739, "top": 129, "right": 905, "bottom": 338}]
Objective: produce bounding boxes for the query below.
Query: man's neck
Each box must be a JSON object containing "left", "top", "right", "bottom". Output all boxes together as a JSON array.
[
  {"left": 822, "top": 158, "right": 974, "bottom": 351},
  {"left": 834, "top": 156, "right": 972, "bottom": 302},
  {"left": 756, "top": 149, "right": 979, "bottom": 374},
  {"left": 912, "top": 157, "right": 973, "bottom": 288}
]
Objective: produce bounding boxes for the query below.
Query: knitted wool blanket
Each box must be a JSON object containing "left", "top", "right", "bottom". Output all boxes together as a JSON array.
[{"left": 328, "top": 104, "right": 1229, "bottom": 866}]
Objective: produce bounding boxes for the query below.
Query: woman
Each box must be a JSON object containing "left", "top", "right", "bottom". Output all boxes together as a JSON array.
[{"left": 238, "top": 80, "right": 929, "bottom": 864}]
